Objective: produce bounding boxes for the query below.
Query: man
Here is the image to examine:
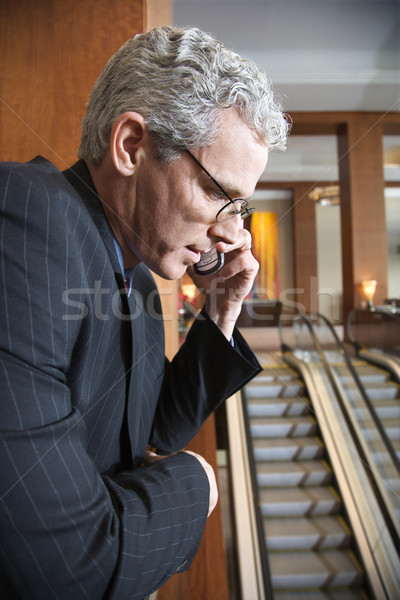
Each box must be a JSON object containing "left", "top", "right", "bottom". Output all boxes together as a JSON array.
[{"left": 0, "top": 27, "right": 289, "bottom": 599}]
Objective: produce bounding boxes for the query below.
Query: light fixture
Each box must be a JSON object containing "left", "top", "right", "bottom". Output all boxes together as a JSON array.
[
  {"left": 362, "top": 280, "right": 377, "bottom": 309},
  {"left": 181, "top": 283, "right": 197, "bottom": 302},
  {"left": 309, "top": 185, "right": 340, "bottom": 206}
]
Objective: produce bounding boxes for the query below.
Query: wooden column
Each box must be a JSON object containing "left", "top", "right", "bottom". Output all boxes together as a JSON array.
[
  {"left": 337, "top": 115, "right": 387, "bottom": 321},
  {"left": 292, "top": 181, "right": 318, "bottom": 315}
]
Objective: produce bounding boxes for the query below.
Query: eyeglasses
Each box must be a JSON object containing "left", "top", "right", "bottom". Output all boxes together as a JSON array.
[{"left": 185, "top": 150, "right": 255, "bottom": 223}]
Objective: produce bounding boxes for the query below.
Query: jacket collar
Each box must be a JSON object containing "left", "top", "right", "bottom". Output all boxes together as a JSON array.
[{"left": 62, "top": 160, "right": 122, "bottom": 277}]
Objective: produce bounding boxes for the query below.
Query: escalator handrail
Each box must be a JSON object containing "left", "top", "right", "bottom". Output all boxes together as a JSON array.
[
  {"left": 278, "top": 312, "right": 400, "bottom": 553},
  {"left": 239, "top": 391, "right": 274, "bottom": 600},
  {"left": 311, "top": 312, "right": 400, "bottom": 474}
]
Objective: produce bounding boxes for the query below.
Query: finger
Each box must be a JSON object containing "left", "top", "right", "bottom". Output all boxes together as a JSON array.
[
  {"left": 142, "top": 450, "right": 170, "bottom": 464},
  {"left": 215, "top": 227, "right": 252, "bottom": 255},
  {"left": 221, "top": 244, "right": 258, "bottom": 275}
]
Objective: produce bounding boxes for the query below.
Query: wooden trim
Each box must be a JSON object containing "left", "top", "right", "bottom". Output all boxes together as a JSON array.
[
  {"left": 144, "top": 0, "right": 172, "bottom": 28},
  {"left": 257, "top": 181, "right": 400, "bottom": 189},
  {"left": 288, "top": 111, "right": 400, "bottom": 136}
]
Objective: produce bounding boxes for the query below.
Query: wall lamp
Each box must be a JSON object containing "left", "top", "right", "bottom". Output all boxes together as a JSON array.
[{"left": 362, "top": 280, "right": 377, "bottom": 309}]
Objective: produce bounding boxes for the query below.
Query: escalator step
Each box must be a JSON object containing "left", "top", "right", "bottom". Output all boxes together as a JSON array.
[
  {"left": 369, "top": 438, "right": 400, "bottom": 464},
  {"left": 256, "top": 460, "right": 332, "bottom": 487},
  {"left": 250, "top": 416, "right": 317, "bottom": 438},
  {"left": 269, "top": 549, "right": 363, "bottom": 589},
  {"left": 338, "top": 380, "right": 400, "bottom": 401},
  {"left": 245, "top": 381, "right": 306, "bottom": 398},
  {"left": 253, "top": 367, "right": 297, "bottom": 382},
  {"left": 252, "top": 437, "right": 324, "bottom": 461},
  {"left": 343, "top": 398, "right": 400, "bottom": 420},
  {"left": 259, "top": 486, "right": 341, "bottom": 517},
  {"left": 358, "top": 418, "right": 400, "bottom": 441},
  {"left": 264, "top": 516, "right": 351, "bottom": 550},
  {"left": 335, "top": 364, "right": 390, "bottom": 383},
  {"left": 274, "top": 589, "right": 367, "bottom": 599},
  {"left": 247, "top": 396, "right": 310, "bottom": 417}
]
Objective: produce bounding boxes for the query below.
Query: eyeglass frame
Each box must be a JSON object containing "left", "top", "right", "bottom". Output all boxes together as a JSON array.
[{"left": 185, "top": 149, "right": 255, "bottom": 223}]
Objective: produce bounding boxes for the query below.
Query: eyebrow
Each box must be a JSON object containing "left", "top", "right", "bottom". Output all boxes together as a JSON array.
[
  {"left": 205, "top": 176, "right": 244, "bottom": 200},
  {"left": 186, "top": 150, "right": 246, "bottom": 201}
]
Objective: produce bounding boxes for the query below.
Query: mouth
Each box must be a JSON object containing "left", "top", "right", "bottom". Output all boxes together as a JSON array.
[{"left": 186, "top": 246, "right": 202, "bottom": 263}]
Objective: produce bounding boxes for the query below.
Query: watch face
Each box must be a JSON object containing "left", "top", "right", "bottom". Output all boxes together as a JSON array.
[{"left": 194, "top": 247, "right": 224, "bottom": 276}]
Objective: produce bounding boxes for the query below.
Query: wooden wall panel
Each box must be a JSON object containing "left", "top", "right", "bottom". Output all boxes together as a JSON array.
[
  {"left": 1, "top": 5, "right": 229, "bottom": 599},
  {"left": 291, "top": 182, "right": 318, "bottom": 314},
  {"left": 0, "top": 0, "right": 144, "bottom": 167},
  {"left": 0, "top": 0, "right": 179, "bottom": 360}
]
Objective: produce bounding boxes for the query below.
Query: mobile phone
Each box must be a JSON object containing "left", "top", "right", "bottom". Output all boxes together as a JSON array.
[{"left": 194, "top": 247, "right": 224, "bottom": 276}]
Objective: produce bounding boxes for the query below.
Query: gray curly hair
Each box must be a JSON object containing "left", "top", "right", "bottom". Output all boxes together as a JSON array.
[{"left": 78, "top": 27, "right": 290, "bottom": 166}]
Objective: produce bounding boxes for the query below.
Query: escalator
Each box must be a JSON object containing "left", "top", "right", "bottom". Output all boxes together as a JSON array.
[
  {"left": 308, "top": 314, "right": 400, "bottom": 528},
  {"left": 330, "top": 358, "right": 400, "bottom": 520},
  {"left": 227, "top": 314, "right": 400, "bottom": 600},
  {"left": 244, "top": 361, "right": 368, "bottom": 598}
]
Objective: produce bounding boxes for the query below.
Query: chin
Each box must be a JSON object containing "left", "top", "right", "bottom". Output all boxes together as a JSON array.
[{"left": 150, "top": 260, "right": 188, "bottom": 281}]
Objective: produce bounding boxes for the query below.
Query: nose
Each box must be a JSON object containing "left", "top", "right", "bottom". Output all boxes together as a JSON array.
[{"left": 208, "top": 214, "right": 243, "bottom": 246}]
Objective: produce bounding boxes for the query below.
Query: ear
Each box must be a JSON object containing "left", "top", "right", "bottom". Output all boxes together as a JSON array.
[{"left": 110, "top": 112, "right": 147, "bottom": 176}]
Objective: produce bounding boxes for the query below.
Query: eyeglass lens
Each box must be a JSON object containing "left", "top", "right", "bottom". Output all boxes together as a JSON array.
[{"left": 217, "top": 201, "right": 255, "bottom": 223}]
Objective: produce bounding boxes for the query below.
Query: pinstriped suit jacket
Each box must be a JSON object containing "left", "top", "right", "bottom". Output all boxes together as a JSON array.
[{"left": 0, "top": 157, "right": 261, "bottom": 599}]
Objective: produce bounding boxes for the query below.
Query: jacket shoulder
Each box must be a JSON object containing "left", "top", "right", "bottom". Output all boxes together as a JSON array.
[
  {"left": 0, "top": 155, "right": 61, "bottom": 176},
  {"left": 0, "top": 156, "right": 73, "bottom": 199}
]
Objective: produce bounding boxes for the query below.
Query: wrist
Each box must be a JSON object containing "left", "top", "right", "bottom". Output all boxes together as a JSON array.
[{"left": 204, "top": 300, "right": 241, "bottom": 340}]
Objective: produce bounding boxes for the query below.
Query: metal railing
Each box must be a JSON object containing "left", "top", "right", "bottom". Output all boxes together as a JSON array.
[{"left": 347, "top": 308, "right": 400, "bottom": 382}]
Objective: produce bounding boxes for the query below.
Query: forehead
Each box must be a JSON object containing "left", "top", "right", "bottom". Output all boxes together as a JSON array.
[{"left": 196, "top": 109, "right": 269, "bottom": 197}]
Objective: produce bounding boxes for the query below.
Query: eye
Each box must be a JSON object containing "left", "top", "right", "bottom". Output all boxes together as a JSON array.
[{"left": 209, "top": 189, "right": 226, "bottom": 203}]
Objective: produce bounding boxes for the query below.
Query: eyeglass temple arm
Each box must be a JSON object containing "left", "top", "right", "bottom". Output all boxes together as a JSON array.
[{"left": 185, "top": 150, "right": 235, "bottom": 204}]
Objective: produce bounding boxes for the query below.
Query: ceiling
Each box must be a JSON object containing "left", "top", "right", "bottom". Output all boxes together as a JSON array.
[{"left": 172, "top": 0, "right": 400, "bottom": 183}]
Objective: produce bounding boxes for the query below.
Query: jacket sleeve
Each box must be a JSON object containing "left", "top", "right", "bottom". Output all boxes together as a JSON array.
[
  {"left": 150, "top": 308, "right": 262, "bottom": 453},
  {"left": 0, "top": 161, "right": 210, "bottom": 600}
]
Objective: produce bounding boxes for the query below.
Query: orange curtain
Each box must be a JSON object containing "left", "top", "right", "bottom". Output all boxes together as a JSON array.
[{"left": 247, "top": 212, "right": 280, "bottom": 298}]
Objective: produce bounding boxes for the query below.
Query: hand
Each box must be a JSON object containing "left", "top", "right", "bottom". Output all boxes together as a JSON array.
[
  {"left": 143, "top": 450, "right": 218, "bottom": 518},
  {"left": 188, "top": 228, "right": 259, "bottom": 340},
  {"left": 184, "top": 451, "right": 218, "bottom": 517}
]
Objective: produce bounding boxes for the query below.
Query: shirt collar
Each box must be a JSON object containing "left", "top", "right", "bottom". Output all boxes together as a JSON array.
[{"left": 113, "top": 237, "right": 135, "bottom": 297}]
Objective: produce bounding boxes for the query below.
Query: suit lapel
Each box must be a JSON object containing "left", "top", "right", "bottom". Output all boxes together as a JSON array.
[
  {"left": 63, "top": 160, "right": 147, "bottom": 465},
  {"left": 63, "top": 162, "right": 136, "bottom": 390}
]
